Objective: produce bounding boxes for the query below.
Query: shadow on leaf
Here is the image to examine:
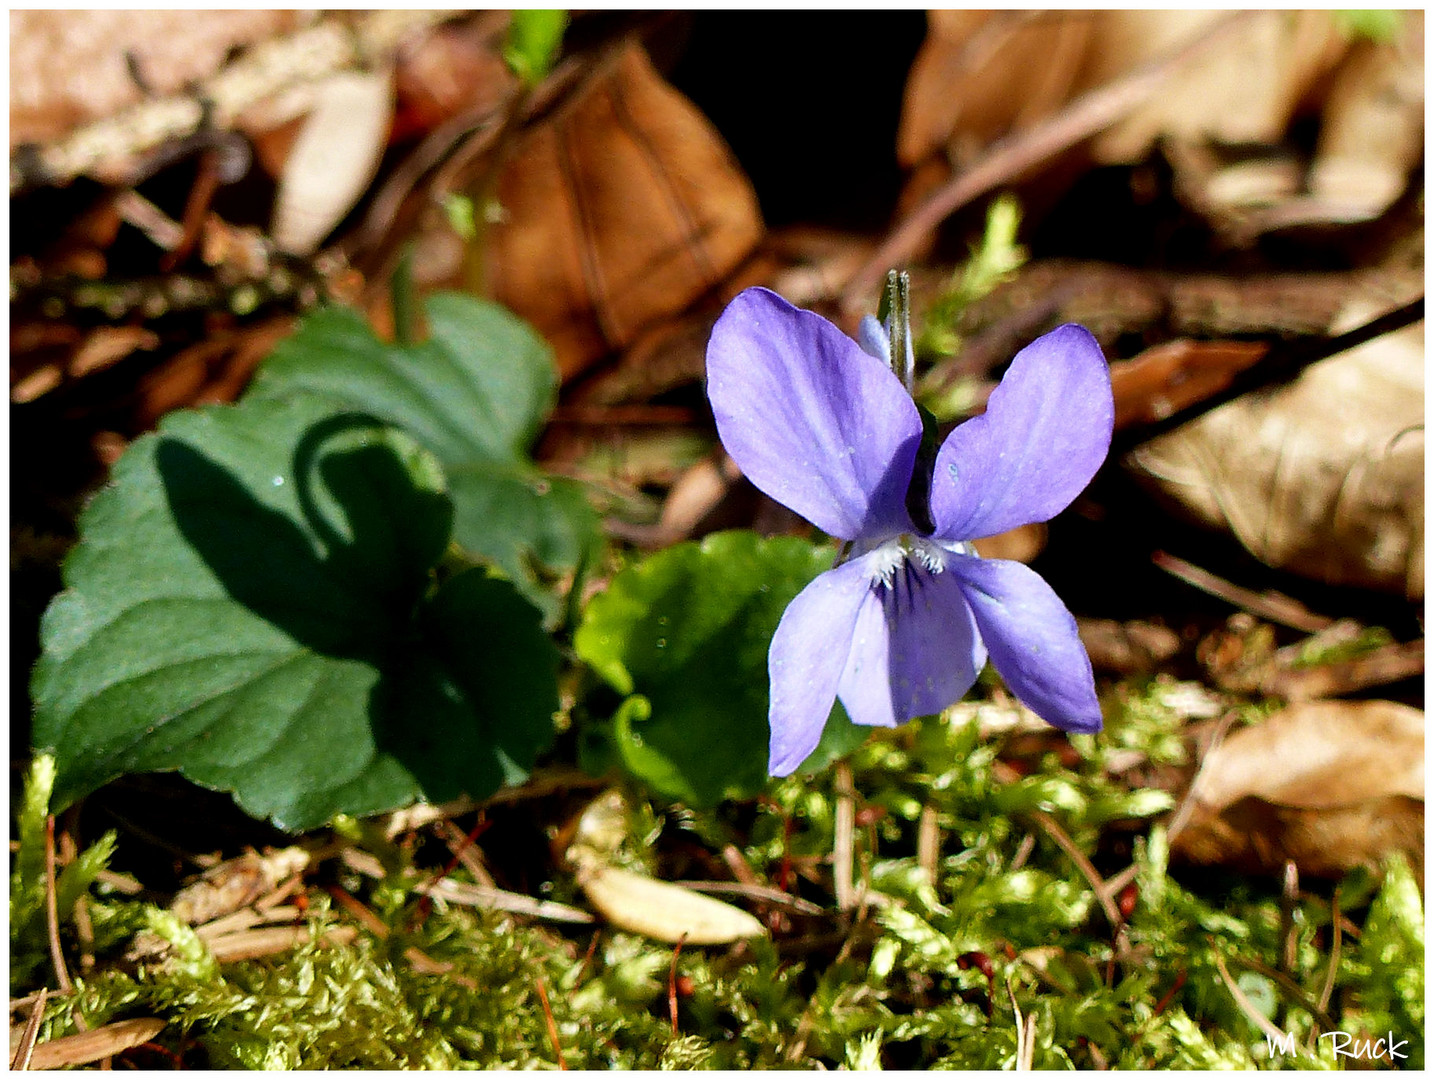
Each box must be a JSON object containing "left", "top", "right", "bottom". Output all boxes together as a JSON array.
[{"left": 149, "top": 413, "right": 556, "bottom": 825}]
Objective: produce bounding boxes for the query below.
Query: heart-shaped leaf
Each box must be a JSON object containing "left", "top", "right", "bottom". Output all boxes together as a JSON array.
[
  {"left": 574, "top": 531, "right": 867, "bottom": 806},
  {"left": 248, "top": 293, "right": 597, "bottom": 608},
  {"left": 31, "top": 394, "right": 559, "bottom": 831}
]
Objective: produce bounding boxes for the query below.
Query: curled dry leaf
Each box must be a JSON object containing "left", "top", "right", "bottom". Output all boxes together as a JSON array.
[
  {"left": 270, "top": 69, "right": 395, "bottom": 256},
  {"left": 1126, "top": 292, "right": 1425, "bottom": 599},
  {"left": 487, "top": 43, "right": 764, "bottom": 379},
  {"left": 572, "top": 859, "right": 768, "bottom": 946},
  {"left": 1172, "top": 700, "right": 1424, "bottom": 877},
  {"left": 566, "top": 790, "right": 766, "bottom": 945}
]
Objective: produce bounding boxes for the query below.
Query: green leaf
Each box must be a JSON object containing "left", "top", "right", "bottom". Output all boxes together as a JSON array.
[
  {"left": 252, "top": 296, "right": 553, "bottom": 466},
  {"left": 504, "top": 10, "right": 568, "bottom": 86},
  {"left": 1333, "top": 9, "right": 1402, "bottom": 43},
  {"left": 248, "top": 293, "right": 597, "bottom": 609},
  {"left": 574, "top": 531, "right": 864, "bottom": 806},
  {"left": 442, "top": 193, "right": 477, "bottom": 241},
  {"left": 31, "top": 395, "right": 558, "bottom": 831}
]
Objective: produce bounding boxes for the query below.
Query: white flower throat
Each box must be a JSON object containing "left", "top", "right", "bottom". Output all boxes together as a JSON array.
[{"left": 853, "top": 534, "right": 973, "bottom": 590}]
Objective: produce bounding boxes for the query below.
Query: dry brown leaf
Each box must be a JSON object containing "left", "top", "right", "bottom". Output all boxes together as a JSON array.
[
  {"left": 1172, "top": 700, "right": 1423, "bottom": 877},
  {"left": 1077, "top": 618, "right": 1182, "bottom": 675},
  {"left": 1083, "top": 11, "right": 1344, "bottom": 164},
  {"left": 971, "top": 522, "right": 1047, "bottom": 564},
  {"left": 391, "top": 15, "right": 514, "bottom": 136},
  {"left": 486, "top": 43, "right": 764, "bottom": 379},
  {"left": 899, "top": 11, "right": 1348, "bottom": 174},
  {"left": 1127, "top": 292, "right": 1425, "bottom": 599},
  {"left": 1307, "top": 14, "right": 1424, "bottom": 221},
  {"left": 898, "top": 11, "right": 1094, "bottom": 169},
  {"left": 270, "top": 69, "right": 395, "bottom": 255},
  {"left": 1109, "top": 339, "right": 1270, "bottom": 430}
]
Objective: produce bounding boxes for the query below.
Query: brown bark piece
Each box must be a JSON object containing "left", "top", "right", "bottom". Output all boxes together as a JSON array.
[{"left": 10, "top": 10, "right": 295, "bottom": 146}]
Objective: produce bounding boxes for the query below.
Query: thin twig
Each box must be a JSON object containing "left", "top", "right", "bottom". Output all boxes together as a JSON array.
[
  {"left": 840, "top": 10, "right": 1255, "bottom": 311},
  {"left": 324, "top": 885, "right": 389, "bottom": 939},
  {"left": 1009, "top": 832, "right": 1036, "bottom": 873},
  {"left": 10, "top": 987, "right": 47, "bottom": 1071},
  {"left": 720, "top": 844, "right": 763, "bottom": 888},
  {"left": 1152, "top": 969, "right": 1186, "bottom": 1017},
  {"left": 113, "top": 191, "right": 184, "bottom": 251},
  {"left": 833, "top": 763, "right": 856, "bottom": 911},
  {"left": 1026, "top": 808, "right": 1122, "bottom": 931},
  {"left": 1264, "top": 639, "right": 1425, "bottom": 701},
  {"left": 1103, "top": 863, "right": 1140, "bottom": 900},
  {"left": 1151, "top": 551, "right": 1332, "bottom": 634},
  {"left": 44, "top": 817, "right": 74, "bottom": 997},
  {"left": 1317, "top": 889, "right": 1342, "bottom": 1015},
  {"left": 1213, "top": 950, "right": 1287, "bottom": 1044},
  {"left": 1224, "top": 953, "right": 1338, "bottom": 1033},
  {"left": 916, "top": 804, "right": 940, "bottom": 892},
  {"left": 1164, "top": 709, "right": 1239, "bottom": 846},
  {"left": 1280, "top": 861, "right": 1300, "bottom": 975},
  {"left": 675, "top": 880, "right": 824, "bottom": 916},
  {"left": 73, "top": 896, "right": 96, "bottom": 976},
  {"left": 533, "top": 975, "right": 567, "bottom": 1070},
  {"left": 667, "top": 935, "right": 687, "bottom": 1035},
  {"left": 414, "top": 877, "right": 596, "bottom": 924}
]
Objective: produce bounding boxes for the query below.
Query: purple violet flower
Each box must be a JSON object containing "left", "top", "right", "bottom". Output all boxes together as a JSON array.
[{"left": 706, "top": 286, "right": 1115, "bottom": 775}]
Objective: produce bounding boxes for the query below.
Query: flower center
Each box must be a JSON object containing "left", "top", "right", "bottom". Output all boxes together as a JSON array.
[{"left": 856, "top": 534, "right": 958, "bottom": 589}]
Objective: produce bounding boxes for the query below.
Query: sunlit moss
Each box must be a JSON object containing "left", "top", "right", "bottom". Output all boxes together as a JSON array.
[{"left": 11, "top": 700, "right": 1423, "bottom": 1069}]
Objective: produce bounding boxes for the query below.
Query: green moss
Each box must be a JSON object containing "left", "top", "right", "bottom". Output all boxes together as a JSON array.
[{"left": 11, "top": 703, "right": 1423, "bottom": 1069}]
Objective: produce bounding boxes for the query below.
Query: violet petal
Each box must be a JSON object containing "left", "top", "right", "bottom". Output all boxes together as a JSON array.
[
  {"left": 836, "top": 547, "right": 987, "bottom": 729},
  {"left": 707, "top": 287, "right": 920, "bottom": 541},
  {"left": 856, "top": 315, "right": 889, "bottom": 362},
  {"left": 949, "top": 553, "right": 1102, "bottom": 733},
  {"left": 930, "top": 324, "right": 1113, "bottom": 541},
  {"left": 767, "top": 555, "right": 872, "bottom": 775}
]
